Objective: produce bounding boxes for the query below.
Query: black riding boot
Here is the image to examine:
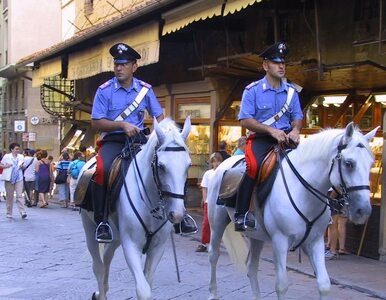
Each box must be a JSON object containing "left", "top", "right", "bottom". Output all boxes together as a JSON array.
[
  {"left": 93, "top": 184, "right": 113, "bottom": 243},
  {"left": 234, "top": 175, "right": 256, "bottom": 231}
]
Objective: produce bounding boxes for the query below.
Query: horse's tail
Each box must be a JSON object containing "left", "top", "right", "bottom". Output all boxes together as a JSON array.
[{"left": 222, "top": 224, "right": 248, "bottom": 273}]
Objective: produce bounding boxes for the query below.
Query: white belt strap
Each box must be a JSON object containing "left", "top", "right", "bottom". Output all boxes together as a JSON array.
[
  {"left": 99, "top": 86, "right": 149, "bottom": 138},
  {"left": 115, "top": 86, "right": 149, "bottom": 121},
  {"left": 262, "top": 87, "right": 294, "bottom": 126}
]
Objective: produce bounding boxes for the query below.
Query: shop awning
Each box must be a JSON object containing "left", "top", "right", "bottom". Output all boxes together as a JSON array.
[
  {"left": 162, "top": 0, "right": 224, "bottom": 36},
  {"left": 162, "top": 0, "right": 262, "bottom": 36},
  {"left": 223, "top": 0, "right": 262, "bottom": 16},
  {"left": 32, "top": 57, "right": 62, "bottom": 87},
  {"left": 68, "top": 21, "right": 159, "bottom": 80}
]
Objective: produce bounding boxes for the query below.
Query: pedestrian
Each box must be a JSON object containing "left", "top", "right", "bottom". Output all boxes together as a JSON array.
[
  {"left": 22, "top": 149, "right": 37, "bottom": 207},
  {"left": 35, "top": 150, "right": 54, "bottom": 208},
  {"left": 196, "top": 152, "right": 223, "bottom": 252},
  {"left": 33, "top": 149, "right": 42, "bottom": 206},
  {"left": 0, "top": 143, "right": 27, "bottom": 219},
  {"left": 55, "top": 152, "right": 71, "bottom": 208},
  {"left": 218, "top": 140, "right": 230, "bottom": 161},
  {"left": 234, "top": 42, "right": 303, "bottom": 231},
  {"left": 47, "top": 155, "right": 55, "bottom": 199},
  {"left": 68, "top": 151, "right": 85, "bottom": 210},
  {"left": 90, "top": 42, "right": 196, "bottom": 242},
  {"left": 233, "top": 136, "right": 247, "bottom": 155},
  {"left": 325, "top": 190, "right": 349, "bottom": 260},
  {"left": 0, "top": 151, "right": 6, "bottom": 201}
]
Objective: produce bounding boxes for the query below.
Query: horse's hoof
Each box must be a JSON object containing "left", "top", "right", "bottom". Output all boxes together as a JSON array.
[{"left": 92, "top": 292, "right": 99, "bottom": 300}]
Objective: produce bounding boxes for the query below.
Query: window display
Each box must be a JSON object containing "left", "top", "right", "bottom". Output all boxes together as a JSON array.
[
  {"left": 369, "top": 137, "right": 382, "bottom": 205},
  {"left": 218, "top": 125, "right": 242, "bottom": 155},
  {"left": 186, "top": 125, "right": 210, "bottom": 179}
]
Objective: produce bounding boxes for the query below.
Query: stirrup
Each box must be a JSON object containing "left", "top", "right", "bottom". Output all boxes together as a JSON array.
[
  {"left": 243, "top": 211, "right": 256, "bottom": 230},
  {"left": 176, "top": 214, "right": 198, "bottom": 236},
  {"left": 95, "top": 222, "right": 113, "bottom": 243}
]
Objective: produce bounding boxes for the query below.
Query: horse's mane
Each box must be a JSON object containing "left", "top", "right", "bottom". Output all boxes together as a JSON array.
[
  {"left": 146, "top": 118, "right": 188, "bottom": 152},
  {"left": 294, "top": 126, "right": 371, "bottom": 163}
]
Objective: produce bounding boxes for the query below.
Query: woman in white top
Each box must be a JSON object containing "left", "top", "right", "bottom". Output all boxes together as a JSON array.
[
  {"left": 195, "top": 152, "right": 223, "bottom": 252},
  {"left": 0, "top": 143, "right": 26, "bottom": 219}
]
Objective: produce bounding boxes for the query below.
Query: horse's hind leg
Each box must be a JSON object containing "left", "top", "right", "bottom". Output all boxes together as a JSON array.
[
  {"left": 303, "top": 237, "right": 331, "bottom": 299},
  {"left": 247, "top": 238, "right": 264, "bottom": 300},
  {"left": 208, "top": 209, "right": 230, "bottom": 300},
  {"left": 81, "top": 212, "right": 108, "bottom": 300}
]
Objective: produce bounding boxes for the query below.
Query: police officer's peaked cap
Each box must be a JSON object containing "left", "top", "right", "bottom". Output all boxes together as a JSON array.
[
  {"left": 109, "top": 43, "right": 141, "bottom": 64},
  {"left": 259, "top": 42, "right": 289, "bottom": 63}
]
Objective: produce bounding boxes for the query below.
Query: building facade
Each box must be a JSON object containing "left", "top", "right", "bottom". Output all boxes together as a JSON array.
[
  {"left": 0, "top": 0, "right": 62, "bottom": 153},
  {"left": 15, "top": 0, "right": 386, "bottom": 261}
]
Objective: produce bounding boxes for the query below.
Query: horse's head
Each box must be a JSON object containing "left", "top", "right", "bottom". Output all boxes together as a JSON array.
[
  {"left": 151, "top": 117, "right": 192, "bottom": 224},
  {"left": 329, "top": 122, "right": 379, "bottom": 224}
]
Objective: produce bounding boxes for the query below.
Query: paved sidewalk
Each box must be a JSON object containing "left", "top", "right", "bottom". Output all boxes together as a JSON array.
[{"left": 190, "top": 209, "right": 386, "bottom": 300}]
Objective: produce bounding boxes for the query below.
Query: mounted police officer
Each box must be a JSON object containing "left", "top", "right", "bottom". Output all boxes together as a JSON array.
[
  {"left": 234, "top": 41, "right": 304, "bottom": 231},
  {"left": 91, "top": 43, "right": 197, "bottom": 242}
]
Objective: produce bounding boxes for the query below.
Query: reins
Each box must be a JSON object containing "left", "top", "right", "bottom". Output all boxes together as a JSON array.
[
  {"left": 121, "top": 134, "right": 187, "bottom": 254},
  {"left": 278, "top": 134, "right": 370, "bottom": 251}
]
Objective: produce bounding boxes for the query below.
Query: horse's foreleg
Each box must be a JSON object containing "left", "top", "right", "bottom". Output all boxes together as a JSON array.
[
  {"left": 122, "top": 242, "right": 151, "bottom": 300},
  {"left": 102, "top": 241, "right": 120, "bottom": 293},
  {"left": 247, "top": 238, "right": 264, "bottom": 300},
  {"left": 304, "top": 237, "right": 331, "bottom": 300},
  {"left": 81, "top": 212, "right": 108, "bottom": 300},
  {"left": 208, "top": 210, "right": 230, "bottom": 300},
  {"left": 271, "top": 235, "right": 289, "bottom": 300},
  {"left": 143, "top": 237, "right": 168, "bottom": 288}
]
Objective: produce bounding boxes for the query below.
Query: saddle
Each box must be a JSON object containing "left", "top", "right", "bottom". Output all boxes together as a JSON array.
[
  {"left": 74, "top": 143, "right": 142, "bottom": 210},
  {"left": 218, "top": 148, "right": 279, "bottom": 208}
]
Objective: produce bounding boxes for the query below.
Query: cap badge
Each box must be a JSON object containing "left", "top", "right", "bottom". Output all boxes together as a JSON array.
[
  {"left": 117, "top": 44, "right": 128, "bottom": 54},
  {"left": 278, "top": 43, "right": 286, "bottom": 53}
]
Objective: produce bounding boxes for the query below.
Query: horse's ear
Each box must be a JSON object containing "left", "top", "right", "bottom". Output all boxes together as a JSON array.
[
  {"left": 154, "top": 117, "right": 166, "bottom": 145},
  {"left": 364, "top": 126, "right": 380, "bottom": 142},
  {"left": 343, "top": 122, "right": 355, "bottom": 144},
  {"left": 181, "top": 116, "right": 191, "bottom": 141}
]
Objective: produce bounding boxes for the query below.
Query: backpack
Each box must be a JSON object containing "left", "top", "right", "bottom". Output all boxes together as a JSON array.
[{"left": 70, "top": 160, "right": 84, "bottom": 179}]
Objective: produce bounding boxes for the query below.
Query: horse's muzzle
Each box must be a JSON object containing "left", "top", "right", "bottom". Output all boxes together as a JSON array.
[{"left": 168, "top": 211, "right": 184, "bottom": 224}]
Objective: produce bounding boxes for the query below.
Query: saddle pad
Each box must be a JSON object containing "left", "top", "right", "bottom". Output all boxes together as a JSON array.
[
  {"left": 74, "top": 167, "right": 95, "bottom": 206},
  {"left": 218, "top": 158, "right": 246, "bottom": 200}
]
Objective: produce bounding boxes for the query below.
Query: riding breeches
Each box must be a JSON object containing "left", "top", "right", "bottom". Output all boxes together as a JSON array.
[
  {"left": 245, "top": 134, "right": 277, "bottom": 180},
  {"left": 93, "top": 133, "right": 146, "bottom": 224}
]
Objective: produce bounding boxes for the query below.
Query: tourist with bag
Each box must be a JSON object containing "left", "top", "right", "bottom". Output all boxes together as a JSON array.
[
  {"left": 35, "top": 150, "right": 54, "bottom": 208},
  {"left": 0, "top": 143, "right": 27, "bottom": 219},
  {"left": 23, "top": 149, "right": 37, "bottom": 207},
  {"left": 55, "top": 152, "right": 71, "bottom": 208},
  {"left": 68, "top": 151, "right": 86, "bottom": 210}
]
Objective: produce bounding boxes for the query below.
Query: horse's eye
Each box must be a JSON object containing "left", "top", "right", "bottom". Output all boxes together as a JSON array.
[
  {"left": 345, "top": 160, "right": 354, "bottom": 169},
  {"left": 158, "top": 163, "right": 165, "bottom": 171}
]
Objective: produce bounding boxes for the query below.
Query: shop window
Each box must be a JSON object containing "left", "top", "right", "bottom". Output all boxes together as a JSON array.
[
  {"left": 187, "top": 125, "right": 210, "bottom": 179},
  {"left": 369, "top": 136, "right": 382, "bottom": 205},
  {"left": 175, "top": 97, "right": 210, "bottom": 122},
  {"left": 218, "top": 125, "right": 242, "bottom": 155}
]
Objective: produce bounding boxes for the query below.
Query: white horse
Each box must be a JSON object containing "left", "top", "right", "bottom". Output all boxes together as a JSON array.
[
  {"left": 79, "top": 117, "right": 191, "bottom": 300},
  {"left": 207, "top": 123, "right": 378, "bottom": 300}
]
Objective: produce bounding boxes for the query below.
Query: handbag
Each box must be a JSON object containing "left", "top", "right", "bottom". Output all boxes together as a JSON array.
[
  {"left": 0, "top": 166, "right": 12, "bottom": 181},
  {"left": 55, "top": 169, "right": 68, "bottom": 184}
]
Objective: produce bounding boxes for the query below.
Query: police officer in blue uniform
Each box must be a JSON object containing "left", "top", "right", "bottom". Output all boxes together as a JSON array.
[
  {"left": 234, "top": 42, "right": 304, "bottom": 231},
  {"left": 91, "top": 43, "right": 196, "bottom": 242}
]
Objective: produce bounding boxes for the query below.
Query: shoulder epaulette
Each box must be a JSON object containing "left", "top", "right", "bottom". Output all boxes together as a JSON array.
[
  {"left": 140, "top": 80, "right": 152, "bottom": 89},
  {"left": 99, "top": 80, "right": 112, "bottom": 90},
  {"left": 285, "top": 80, "right": 302, "bottom": 93},
  {"left": 245, "top": 80, "right": 260, "bottom": 90}
]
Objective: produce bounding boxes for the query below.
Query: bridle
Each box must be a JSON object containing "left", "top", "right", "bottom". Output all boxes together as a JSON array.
[
  {"left": 122, "top": 142, "right": 188, "bottom": 254},
  {"left": 280, "top": 134, "right": 371, "bottom": 250},
  {"left": 151, "top": 146, "right": 187, "bottom": 201},
  {"left": 328, "top": 140, "right": 370, "bottom": 200}
]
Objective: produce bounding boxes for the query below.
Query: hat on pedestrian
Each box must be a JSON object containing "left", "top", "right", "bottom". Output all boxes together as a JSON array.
[
  {"left": 109, "top": 43, "right": 141, "bottom": 64},
  {"left": 259, "top": 42, "right": 289, "bottom": 63}
]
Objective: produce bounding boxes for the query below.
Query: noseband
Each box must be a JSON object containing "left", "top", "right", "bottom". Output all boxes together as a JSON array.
[
  {"left": 328, "top": 140, "right": 370, "bottom": 199},
  {"left": 152, "top": 146, "right": 187, "bottom": 201}
]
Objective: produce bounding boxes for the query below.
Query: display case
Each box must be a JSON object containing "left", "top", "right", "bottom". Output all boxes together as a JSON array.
[{"left": 369, "top": 137, "right": 382, "bottom": 205}]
